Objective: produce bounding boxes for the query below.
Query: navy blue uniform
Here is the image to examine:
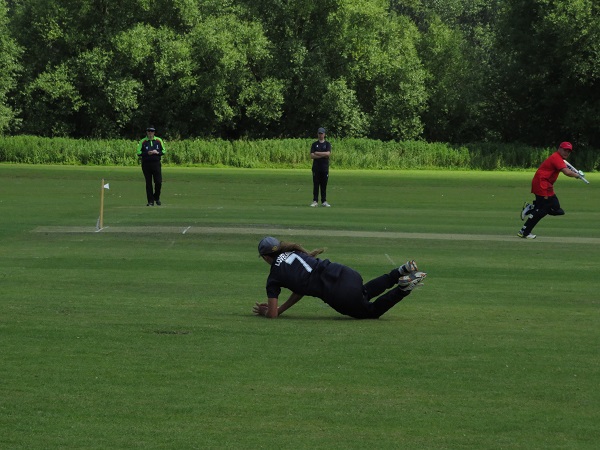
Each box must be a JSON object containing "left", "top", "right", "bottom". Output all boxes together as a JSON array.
[
  {"left": 311, "top": 140, "right": 331, "bottom": 203},
  {"left": 266, "top": 251, "right": 409, "bottom": 319}
]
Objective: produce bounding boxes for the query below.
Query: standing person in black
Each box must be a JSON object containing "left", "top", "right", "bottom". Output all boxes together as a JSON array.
[
  {"left": 310, "top": 127, "right": 332, "bottom": 207},
  {"left": 137, "top": 126, "right": 166, "bottom": 206},
  {"left": 253, "top": 237, "right": 427, "bottom": 319}
]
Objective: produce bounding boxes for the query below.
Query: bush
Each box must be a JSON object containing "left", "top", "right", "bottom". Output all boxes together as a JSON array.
[{"left": 0, "top": 135, "right": 597, "bottom": 171}]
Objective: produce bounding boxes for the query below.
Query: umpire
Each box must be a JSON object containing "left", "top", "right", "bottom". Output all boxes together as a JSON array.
[{"left": 137, "top": 125, "right": 166, "bottom": 206}]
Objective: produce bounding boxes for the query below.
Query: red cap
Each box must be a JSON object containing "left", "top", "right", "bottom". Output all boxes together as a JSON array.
[{"left": 559, "top": 142, "right": 573, "bottom": 151}]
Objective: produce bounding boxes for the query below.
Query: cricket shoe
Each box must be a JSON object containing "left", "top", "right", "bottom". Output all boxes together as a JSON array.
[
  {"left": 517, "top": 231, "right": 536, "bottom": 239},
  {"left": 322, "top": 201, "right": 331, "bottom": 207},
  {"left": 398, "top": 260, "right": 418, "bottom": 276},
  {"left": 398, "top": 271, "right": 427, "bottom": 291},
  {"left": 310, "top": 201, "right": 318, "bottom": 207},
  {"left": 521, "top": 202, "right": 534, "bottom": 221}
]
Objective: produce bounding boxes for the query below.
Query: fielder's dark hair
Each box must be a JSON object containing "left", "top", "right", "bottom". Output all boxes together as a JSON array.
[{"left": 267, "top": 241, "right": 324, "bottom": 257}]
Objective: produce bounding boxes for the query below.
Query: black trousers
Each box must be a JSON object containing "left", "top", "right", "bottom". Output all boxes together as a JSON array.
[
  {"left": 142, "top": 161, "right": 162, "bottom": 203},
  {"left": 521, "top": 194, "right": 564, "bottom": 235},
  {"left": 324, "top": 267, "right": 409, "bottom": 319},
  {"left": 312, "top": 170, "right": 329, "bottom": 203}
]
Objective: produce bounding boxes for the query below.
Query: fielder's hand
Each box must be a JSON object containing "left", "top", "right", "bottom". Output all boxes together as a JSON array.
[{"left": 253, "top": 302, "right": 269, "bottom": 317}]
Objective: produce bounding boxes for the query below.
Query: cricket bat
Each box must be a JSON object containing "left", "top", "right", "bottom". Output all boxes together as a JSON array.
[{"left": 563, "top": 159, "right": 590, "bottom": 184}]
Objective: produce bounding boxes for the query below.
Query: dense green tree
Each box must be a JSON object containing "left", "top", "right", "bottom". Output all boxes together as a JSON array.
[
  {"left": 111, "top": 23, "right": 196, "bottom": 137},
  {"left": 391, "top": 0, "right": 501, "bottom": 143},
  {"left": 22, "top": 63, "right": 86, "bottom": 136},
  {"left": 235, "top": 0, "right": 343, "bottom": 135},
  {"left": 320, "top": 78, "right": 369, "bottom": 137},
  {"left": 184, "top": 13, "right": 282, "bottom": 138},
  {"left": 9, "top": 0, "right": 279, "bottom": 138},
  {"left": 329, "top": 2, "right": 427, "bottom": 140},
  {"left": 238, "top": 0, "right": 427, "bottom": 139},
  {"left": 0, "top": 0, "right": 22, "bottom": 134},
  {"left": 490, "top": 0, "right": 600, "bottom": 146},
  {"left": 4, "top": 0, "right": 600, "bottom": 146},
  {"left": 10, "top": 0, "right": 206, "bottom": 137},
  {"left": 417, "top": 16, "right": 491, "bottom": 143}
]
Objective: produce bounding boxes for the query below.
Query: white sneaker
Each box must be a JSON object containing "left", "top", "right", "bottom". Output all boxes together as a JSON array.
[
  {"left": 398, "top": 260, "right": 418, "bottom": 276},
  {"left": 517, "top": 231, "right": 536, "bottom": 239},
  {"left": 521, "top": 202, "right": 534, "bottom": 221},
  {"left": 322, "top": 201, "right": 331, "bottom": 207},
  {"left": 310, "top": 201, "right": 318, "bottom": 207},
  {"left": 398, "top": 271, "right": 427, "bottom": 291}
]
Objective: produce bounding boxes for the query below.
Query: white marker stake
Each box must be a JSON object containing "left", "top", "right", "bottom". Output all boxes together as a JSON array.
[{"left": 98, "top": 179, "right": 110, "bottom": 229}]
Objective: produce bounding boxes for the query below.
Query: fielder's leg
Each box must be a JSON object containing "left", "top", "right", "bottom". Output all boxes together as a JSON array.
[
  {"left": 312, "top": 170, "right": 320, "bottom": 203},
  {"left": 319, "top": 171, "right": 329, "bottom": 203},
  {"left": 363, "top": 268, "right": 401, "bottom": 300},
  {"left": 360, "top": 268, "right": 409, "bottom": 319}
]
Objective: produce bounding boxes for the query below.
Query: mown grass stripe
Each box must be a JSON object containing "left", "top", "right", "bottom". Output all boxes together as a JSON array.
[{"left": 33, "top": 225, "right": 600, "bottom": 245}]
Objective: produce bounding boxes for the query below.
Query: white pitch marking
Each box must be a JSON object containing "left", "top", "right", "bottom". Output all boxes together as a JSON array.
[{"left": 182, "top": 226, "right": 191, "bottom": 234}]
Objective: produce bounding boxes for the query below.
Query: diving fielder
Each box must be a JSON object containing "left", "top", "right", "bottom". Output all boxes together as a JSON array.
[{"left": 253, "top": 237, "right": 426, "bottom": 319}]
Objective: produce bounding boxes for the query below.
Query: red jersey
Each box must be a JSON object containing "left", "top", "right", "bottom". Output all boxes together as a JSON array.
[{"left": 531, "top": 151, "right": 566, "bottom": 196}]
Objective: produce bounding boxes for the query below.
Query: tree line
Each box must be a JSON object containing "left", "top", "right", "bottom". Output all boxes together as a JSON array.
[{"left": 0, "top": 0, "right": 598, "bottom": 148}]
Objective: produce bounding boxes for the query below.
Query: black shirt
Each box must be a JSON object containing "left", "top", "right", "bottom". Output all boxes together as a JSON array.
[
  {"left": 265, "top": 251, "right": 343, "bottom": 300},
  {"left": 137, "top": 137, "right": 165, "bottom": 163},
  {"left": 310, "top": 140, "right": 331, "bottom": 171}
]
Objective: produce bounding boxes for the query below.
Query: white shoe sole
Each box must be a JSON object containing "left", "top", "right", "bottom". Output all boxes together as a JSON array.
[{"left": 399, "top": 271, "right": 427, "bottom": 291}]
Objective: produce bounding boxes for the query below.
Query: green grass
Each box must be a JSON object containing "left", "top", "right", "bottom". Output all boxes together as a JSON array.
[{"left": 1, "top": 164, "right": 599, "bottom": 449}]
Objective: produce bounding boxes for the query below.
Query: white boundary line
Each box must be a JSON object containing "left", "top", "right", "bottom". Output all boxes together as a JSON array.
[{"left": 32, "top": 225, "right": 600, "bottom": 245}]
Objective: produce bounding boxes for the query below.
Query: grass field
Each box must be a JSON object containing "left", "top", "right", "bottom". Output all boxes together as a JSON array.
[{"left": 1, "top": 164, "right": 599, "bottom": 449}]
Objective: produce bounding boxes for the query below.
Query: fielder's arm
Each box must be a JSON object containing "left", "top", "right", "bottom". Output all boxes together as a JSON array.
[
  {"left": 266, "top": 293, "right": 304, "bottom": 318},
  {"left": 253, "top": 293, "right": 305, "bottom": 318},
  {"left": 563, "top": 159, "right": 590, "bottom": 184}
]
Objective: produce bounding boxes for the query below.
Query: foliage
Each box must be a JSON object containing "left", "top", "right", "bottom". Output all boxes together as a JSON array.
[
  {"left": 1, "top": 135, "right": 598, "bottom": 171},
  {"left": 490, "top": 0, "right": 600, "bottom": 146},
  {"left": 0, "top": 136, "right": 136, "bottom": 165},
  {"left": 324, "top": 2, "right": 428, "bottom": 140},
  {"left": 0, "top": 0, "right": 22, "bottom": 134},
  {"left": 2, "top": 0, "right": 600, "bottom": 148}
]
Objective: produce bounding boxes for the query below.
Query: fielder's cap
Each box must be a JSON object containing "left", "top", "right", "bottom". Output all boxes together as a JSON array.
[
  {"left": 559, "top": 141, "right": 573, "bottom": 151},
  {"left": 146, "top": 126, "right": 156, "bottom": 132},
  {"left": 317, "top": 127, "right": 326, "bottom": 134},
  {"left": 258, "top": 236, "right": 280, "bottom": 256}
]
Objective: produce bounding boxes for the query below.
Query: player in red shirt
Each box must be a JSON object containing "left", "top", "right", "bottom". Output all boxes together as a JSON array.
[{"left": 518, "top": 142, "right": 582, "bottom": 239}]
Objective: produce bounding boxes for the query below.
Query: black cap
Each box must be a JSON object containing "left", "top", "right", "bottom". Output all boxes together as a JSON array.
[
  {"left": 258, "top": 236, "right": 280, "bottom": 256},
  {"left": 146, "top": 126, "right": 156, "bottom": 132},
  {"left": 317, "top": 127, "right": 326, "bottom": 134}
]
